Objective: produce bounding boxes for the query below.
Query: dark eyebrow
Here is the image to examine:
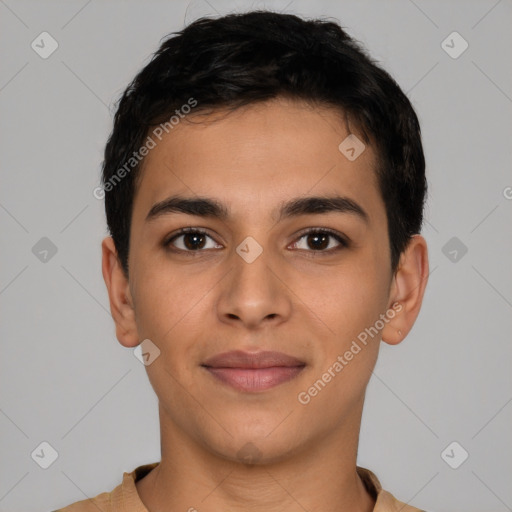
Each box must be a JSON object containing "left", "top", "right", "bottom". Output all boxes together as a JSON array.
[
  {"left": 146, "top": 196, "right": 229, "bottom": 222},
  {"left": 277, "top": 195, "right": 368, "bottom": 223},
  {"left": 145, "top": 194, "right": 369, "bottom": 224}
]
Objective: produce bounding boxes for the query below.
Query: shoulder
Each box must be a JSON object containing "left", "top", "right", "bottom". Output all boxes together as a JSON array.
[
  {"left": 51, "top": 489, "right": 113, "bottom": 512},
  {"left": 377, "top": 488, "right": 428, "bottom": 511},
  {"left": 51, "top": 462, "right": 159, "bottom": 512},
  {"left": 357, "top": 466, "right": 428, "bottom": 512}
]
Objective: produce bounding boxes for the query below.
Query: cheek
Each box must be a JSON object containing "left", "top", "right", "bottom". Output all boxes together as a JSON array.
[
  {"left": 130, "top": 262, "right": 189, "bottom": 342},
  {"left": 131, "top": 264, "right": 215, "bottom": 361},
  {"left": 306, "top": 258, "right": 390, "bottom": 352}
]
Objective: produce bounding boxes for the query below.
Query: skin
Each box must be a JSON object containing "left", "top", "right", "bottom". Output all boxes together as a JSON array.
[{"left": 102, "top": 97, "right": 429, "bottom": 512}]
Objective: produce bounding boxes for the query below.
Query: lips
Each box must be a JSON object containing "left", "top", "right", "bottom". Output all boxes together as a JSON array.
[
  {"left": 203, "top": 350, "right": 305, "bottom": 369},
  {"left": 201, "top": 350, "right": 306, "bottom": 392}
]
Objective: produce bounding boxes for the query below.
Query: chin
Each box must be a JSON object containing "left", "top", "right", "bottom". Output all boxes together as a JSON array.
[{"left": 199, "top": 421, "right": 304, "bottom": 466}]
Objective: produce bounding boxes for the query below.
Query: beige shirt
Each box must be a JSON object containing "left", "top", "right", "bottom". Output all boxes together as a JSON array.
[{"left": 54, "top": 462, "right": 426, "bottom": 512}]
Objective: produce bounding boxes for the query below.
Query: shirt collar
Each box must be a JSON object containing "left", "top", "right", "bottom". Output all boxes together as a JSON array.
[{"left": 117, "top": 462, "right": 424, "bottom": 512}]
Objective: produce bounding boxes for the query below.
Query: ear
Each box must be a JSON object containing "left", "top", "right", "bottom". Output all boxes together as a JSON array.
[
  {"left": 101, "top": 236, "right": 140, "bottom": 347},
  {"left": 381, "top": 234, "right": 429, "bottom": 345}
]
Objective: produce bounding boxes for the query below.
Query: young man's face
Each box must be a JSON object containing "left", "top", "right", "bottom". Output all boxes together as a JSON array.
[{"left": 103, "top": 97, "right": 427, "bottom": 463}]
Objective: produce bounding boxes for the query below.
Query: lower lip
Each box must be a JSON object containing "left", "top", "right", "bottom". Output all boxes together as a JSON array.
[{"left": 204, "top": 366, "right": 305, "bottom": 392}]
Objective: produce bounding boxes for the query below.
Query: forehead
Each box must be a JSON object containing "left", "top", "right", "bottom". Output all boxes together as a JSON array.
[{"left": 132, "top": 98, "right": 383, "bottom": 223}]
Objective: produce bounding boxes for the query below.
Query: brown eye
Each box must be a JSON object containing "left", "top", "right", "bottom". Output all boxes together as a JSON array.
[
  {"left": 306, "top": 232, "right": 330, "bottom": 250},
  {"left": 291, "top": 229, "right": 348, "bottom": 252},
  {"left": 182, "top": 232, "right": 207, "bottom": 250},
  {"left": 165, "top": 229, "right": 222, "bottom": 252}
]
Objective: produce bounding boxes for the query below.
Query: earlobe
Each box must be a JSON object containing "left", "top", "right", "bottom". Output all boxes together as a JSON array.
[
  {"left": 101, "top": 236, "right": 140, "bottom": 348},
  {"left": 381, "top": 235, "right": 429, "bottom": 345}
]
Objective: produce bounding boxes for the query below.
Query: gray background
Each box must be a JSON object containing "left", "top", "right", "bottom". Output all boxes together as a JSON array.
[{"left": 1, "top": 0, "right": 511, "bottom": 511}]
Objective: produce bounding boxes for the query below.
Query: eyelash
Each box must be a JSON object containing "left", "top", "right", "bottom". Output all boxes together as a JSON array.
[{"left": 163, "top": 227, "right": 349, "bottom": 255}]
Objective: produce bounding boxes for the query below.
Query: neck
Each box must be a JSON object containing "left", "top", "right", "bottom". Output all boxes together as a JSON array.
[{"left": 136, "top": 400, "right": 375, "bottom": 512}]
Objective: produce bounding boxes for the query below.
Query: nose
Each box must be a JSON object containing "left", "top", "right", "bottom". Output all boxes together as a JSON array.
[{"left": 216, "top": 245, "right": 292, "bottom": 330}]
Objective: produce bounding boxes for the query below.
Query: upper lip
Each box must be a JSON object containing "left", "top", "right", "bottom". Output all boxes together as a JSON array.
[{"left": 202, "top": 350, "right": 305, "bottom": 369}]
